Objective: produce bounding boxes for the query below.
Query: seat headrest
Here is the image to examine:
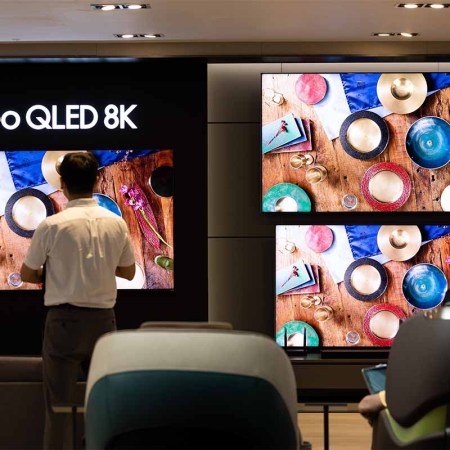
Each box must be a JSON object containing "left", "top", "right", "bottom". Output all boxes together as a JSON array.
[{"left": 386, "top": 314, "right": 450, "bottom": 426}]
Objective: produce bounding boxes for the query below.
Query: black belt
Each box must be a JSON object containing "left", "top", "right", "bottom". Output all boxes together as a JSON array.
[{"left": 49, "top": 304, "right": 105, "bottom": 311}]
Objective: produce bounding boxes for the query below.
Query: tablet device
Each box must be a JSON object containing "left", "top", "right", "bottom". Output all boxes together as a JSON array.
[{"left": 361, "top": 364, "right": 387, "bottom": 394}]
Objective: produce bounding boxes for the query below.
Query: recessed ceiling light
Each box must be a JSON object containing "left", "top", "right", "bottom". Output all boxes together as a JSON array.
[
  {"left": 115, "top": 33, "right": 163, "bottom": 39},
  {"left": 396, "top": 2, "right": 450, "bottom": 6},
  {"left": 373, "top": 32, "right": 396, "bottom": 36},
  {"left": 396, "top": 2, "right": 425, "bottom": 6},
  {"left": 399, "top": 32, "right": 418, "bottom": 37},
  {"left": 91, "top": 4, "right": 150, "bottom": 10}
]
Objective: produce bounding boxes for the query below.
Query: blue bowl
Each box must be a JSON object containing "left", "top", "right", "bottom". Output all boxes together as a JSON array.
[
  {"left": 93, "top": 193, "right": 122, "bottom": 217},
  {"left": 402, "top": 263, "right": 448, "bottom": 310},
  {"left": 405, "top": 117, "right": 450, "bottom": 169}
]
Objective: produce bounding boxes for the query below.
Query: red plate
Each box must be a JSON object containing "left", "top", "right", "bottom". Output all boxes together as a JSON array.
[
  {"left": 363, "top": 304, "right": 406, "bottom": 346},
  {"left": 295, "top": 74, "right": 327, "bottom": 105},
  {"left": 305, "top": 225, "right": 334, "bottom": 253},
  {"left": 361, "top": 162, "right": 411, "bottom": 211}
]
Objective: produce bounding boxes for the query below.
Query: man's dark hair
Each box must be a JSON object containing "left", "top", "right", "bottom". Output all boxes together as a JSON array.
[{"left": 59, "top": 152, "right": 99, "bottom": 194}]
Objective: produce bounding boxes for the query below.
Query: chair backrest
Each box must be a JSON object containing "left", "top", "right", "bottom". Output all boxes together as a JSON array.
[
  {"left": 372, "top": 313, "right": 450, "bottom": 449},
  {"left": 85, "top": 330, "right": 300, "bottom": 450},
  {"left": 386, "top": 314, "right": 450, "bottom": 426},
  {"left": 139, "top": 321, "right": 233, "bottom": 330}
]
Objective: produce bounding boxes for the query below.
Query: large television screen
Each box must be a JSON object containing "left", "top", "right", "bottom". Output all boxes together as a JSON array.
[
  {"left": 0, "top": 149, "right": 174, "bottom": 290},
  {"left": 0, "top": 57, "right": 206, "bottom": 354},
  {"left": 275, "top": 224, "right": 450, "bottom": 347},
  {"left": 262, "top": 73, "right": 450, "bottom": 213}
]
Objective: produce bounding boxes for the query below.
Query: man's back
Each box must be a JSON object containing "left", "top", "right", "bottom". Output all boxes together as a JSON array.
[{"left": 24, "top": 198, "right": 135, "bottom": 308}]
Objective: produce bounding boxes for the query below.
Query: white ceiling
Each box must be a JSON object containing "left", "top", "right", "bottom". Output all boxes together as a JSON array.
[{"left": 1, "top": 0, "right": 449, "bottom": 43}]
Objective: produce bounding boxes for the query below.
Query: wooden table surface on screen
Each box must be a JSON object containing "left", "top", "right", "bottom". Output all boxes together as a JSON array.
[
  {"left": 262, "top": 74, "right": 450, "bottom": 212},
  {"left": 276, "top": 226, "right": 450, "bottom": 347},
  {"left": 0, "top": 151, "right": 173, "bottom": 290}
]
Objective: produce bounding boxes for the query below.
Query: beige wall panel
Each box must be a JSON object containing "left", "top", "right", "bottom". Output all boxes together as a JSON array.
[
  {"left": 208, "top": 237, "right": 274, "bottom": 335},
  {"left": 208, "top": 63, "right": 281, "bottom": 123},
  {"left": 208, "top": 123, "right": 281, "bottom": 237},
  {"left": 282, "top": 62, "right": 439, "bottom": 73}
]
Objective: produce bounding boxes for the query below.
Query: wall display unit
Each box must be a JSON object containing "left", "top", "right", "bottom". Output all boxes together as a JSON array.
[
  {"left": 1, "top": 149, "right": 173, "bottom": 291},
  {"left": 0, "top": 58, "right": 207, "bottom": 354},
  {"left": 276, "top": 224, "right": 450, "bottom": 348},
  {"left": 262, "top": 72, "right": 450, "bottom": 213}
]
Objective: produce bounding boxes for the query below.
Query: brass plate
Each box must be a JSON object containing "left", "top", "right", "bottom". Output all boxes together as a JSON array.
[
  {"left": 350, "top": 264, "right": 382, "bottom": 295},
  {"left": 11, "top": 196, "right": 46, "bottom": 231},
  {"left": 377, "top": 225, "right": 421, "bottom": 262},
  {"left": 274, "top": 196, "right": 298, "bottom": 212},
  {"left": 287, "top": 332, "right": 305, "bottom": 347},
  {"left": 346, "top": 118, "right": 382, "bottom": 153},
  {"left": 441, "top": 185, "right": 450, "bottom": 212},
  {"left": 377, "top": 73, "right": 427, "bottom": 115},
  {"left": 368, "top": 170, "right": 404, "bottom": 203},
  {"left": 369, "top": 310, "right": 399, "bottom": 339},
  {"left": 41, "top": 150, "right": 87, "bottom": 189}
]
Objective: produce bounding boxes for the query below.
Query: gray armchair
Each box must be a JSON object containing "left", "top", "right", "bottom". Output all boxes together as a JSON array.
[
  {"left": 372, "top": 311, "right": 450, "bottom": 449},
  {"left": 85, "top": 329, "right": 304, "bottom": 449}
]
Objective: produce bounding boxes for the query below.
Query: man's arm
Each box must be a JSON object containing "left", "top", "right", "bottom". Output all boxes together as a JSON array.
[
  {"left": 115, "top": 264, "right": 136, "bottom": 281},
  {"left": 358, "top": 392, "right": 386, "bottom": 426},
  {"left": 20, "top": 264, "right": 44, "bottom": 284}
]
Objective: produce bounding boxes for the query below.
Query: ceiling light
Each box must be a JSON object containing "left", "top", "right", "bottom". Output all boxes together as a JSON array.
[
  {"left": 91, "top": 4, "right": 150, "bottom": 10},
  {"left": 396, "top": 3, "right": 425, "bottom": 6},
  {"left": 373, "top": 33, "right": 396, "bottom": 36},
  {"left": 399, "top": 32, "right": 418, "bottom": 37},
  {"left": 115, "top": 33, "right": 163, "bottom": 39},
  {"left": 396, "top": 2, "right": 450, "bottom": 6}
]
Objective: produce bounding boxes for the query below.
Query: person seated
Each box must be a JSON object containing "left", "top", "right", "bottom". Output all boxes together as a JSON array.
[{"left": 358, "top": 299, "right": 450, "bottom": 447}]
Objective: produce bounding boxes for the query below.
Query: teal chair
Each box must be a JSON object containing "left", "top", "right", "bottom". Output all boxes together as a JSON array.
[{"left": 85, "top": 329, "right": 303, "bottom": 449}]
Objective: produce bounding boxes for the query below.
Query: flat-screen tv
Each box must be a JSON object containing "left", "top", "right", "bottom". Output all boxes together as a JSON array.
[
  {"left": 262, "top": 72, "right": 450, "bottom": 213},
  {"left": 1, "top": 149, "right": 174, "bottom": 290},
  {"left": 275, "top": 224, "right": 450, "bottom": 348}
]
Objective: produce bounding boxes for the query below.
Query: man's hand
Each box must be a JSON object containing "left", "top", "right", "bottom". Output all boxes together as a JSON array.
[
  {"left": 20, "top": 264, "right": 44, "bottom": 284},
  {"left": 358, "top": 393, "right": 385, "bottom": 426}
]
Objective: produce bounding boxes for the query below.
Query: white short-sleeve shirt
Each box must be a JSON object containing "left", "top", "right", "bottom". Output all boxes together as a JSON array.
[{"left": 24, "top": 198, "right": 135, "bottom": 308}]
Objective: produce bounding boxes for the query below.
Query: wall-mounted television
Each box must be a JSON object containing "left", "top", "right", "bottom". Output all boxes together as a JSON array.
[
  {"left": 262, "top": 72, "right": 450, "bottom": 213},
  {"left": 276, "top": 224, "right": 450, "bottom": 348},
  {"left": 0, "top": 57, "right": 207, "bottom": 355},
  {"left": 0, "top": 149, "right": 173, "bottom": 291}
]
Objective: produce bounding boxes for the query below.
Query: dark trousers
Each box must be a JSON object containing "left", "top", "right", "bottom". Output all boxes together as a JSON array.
[{"left": 42, "top": 307, "right": 116, "bottom": 450}]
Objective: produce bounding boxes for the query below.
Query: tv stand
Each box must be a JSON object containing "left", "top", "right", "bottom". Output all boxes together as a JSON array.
[{"left": 320, "top": 348, "right": 390, "bottom": 359}]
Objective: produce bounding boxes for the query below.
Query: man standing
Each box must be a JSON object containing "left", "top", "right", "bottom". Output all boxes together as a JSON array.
[{"left": 21, "top": 152, "right": 135, "bottom": 449}]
